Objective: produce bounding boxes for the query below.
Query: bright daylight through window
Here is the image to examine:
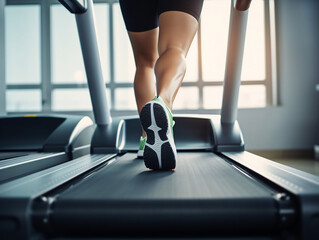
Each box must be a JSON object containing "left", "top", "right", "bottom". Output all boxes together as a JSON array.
[{"left": 4, "top": 0, "right": 275, "bottom": 114}]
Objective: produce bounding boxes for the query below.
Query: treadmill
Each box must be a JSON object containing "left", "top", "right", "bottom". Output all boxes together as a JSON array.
[
  {"left": 0, "top": 114, "right": 94, "bottom": 183},
  {"left": 1, "top": 0, "right": 319, "bottom": 239}
]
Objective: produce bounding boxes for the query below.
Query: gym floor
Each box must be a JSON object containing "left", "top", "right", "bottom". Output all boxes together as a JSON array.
[
  {"left": 249, "top": 150, "right": 319, "bottom": 176},
  {"left": 271, "top": 158, "right": 319, "bottom": 176}
]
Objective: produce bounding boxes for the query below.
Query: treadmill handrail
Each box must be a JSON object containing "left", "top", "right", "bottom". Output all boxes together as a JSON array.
[
  {"left": 221, "top": 0, "right": 251, "bottom": 124},
  {"left": 59, "top": 0, "right": 112, "bottom": 126},
  {"left": 235, "top": 0, "right": 252, "bottom": 11},
  {"left": 59, "top": 0, "right": 87, "bottom": 14}
]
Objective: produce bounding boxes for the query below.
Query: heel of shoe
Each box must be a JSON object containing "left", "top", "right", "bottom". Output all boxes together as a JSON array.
[{"left": 140, "top": 101, "right": 177, "bottom": 170}]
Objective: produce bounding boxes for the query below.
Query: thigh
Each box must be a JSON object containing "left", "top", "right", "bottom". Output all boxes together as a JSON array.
[
  {"left": 157, "top": 0, "right": 204, "bottom": 56},
  {"left": 158, "top": 0, "right": 204, "bottom": 22},
  {"left": 157, "top": 11, "right": 199, "bottom": 57},
  {"left": 119, "top": 0, "right": 159, "bottom": 32},
  {"left": 128, "top": 28, "right": 159, "bottom": 67}
]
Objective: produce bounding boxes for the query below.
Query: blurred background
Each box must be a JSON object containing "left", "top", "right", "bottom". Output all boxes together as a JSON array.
[{"left": 0, "top": 0, "right": 318, "bottom": 171}]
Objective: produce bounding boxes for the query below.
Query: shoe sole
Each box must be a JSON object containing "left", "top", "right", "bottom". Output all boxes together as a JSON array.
[
  {"left": 137, "top": 150, "right": 144, "bottom": 159},
  {"left": 140, "top": 102, "right": 176, "bottom": 170}
]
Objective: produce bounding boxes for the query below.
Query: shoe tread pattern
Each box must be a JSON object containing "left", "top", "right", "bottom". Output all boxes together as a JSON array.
[
  {"left": 153, "top": 103, "right": 168, "bottom": 142},
  {"left": 140, "top": 102, "right": 176, "bottom": 170}
]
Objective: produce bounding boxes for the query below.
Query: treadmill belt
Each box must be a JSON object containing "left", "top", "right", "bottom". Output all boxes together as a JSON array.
[
  {"left": 60, "top": 152, "right": 273, "bottom": 199},
  {"left": 46, "top": 153, "right": 281, "bottom": 237},
  {"left": 0, "top": 151, "right": 34, "bottom": 161}
]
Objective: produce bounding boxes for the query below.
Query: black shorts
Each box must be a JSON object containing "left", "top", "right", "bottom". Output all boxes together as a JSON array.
[{"left": 119, "top": 0, "right": 204, "bottom": 32}]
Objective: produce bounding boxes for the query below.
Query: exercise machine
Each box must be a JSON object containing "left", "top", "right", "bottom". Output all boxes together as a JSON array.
[
  {"left": 1, "top": 0, "right": 319, "bottom": 239},
  {"left": 0, "top": 115, "right": 94, "bottom": 183}
]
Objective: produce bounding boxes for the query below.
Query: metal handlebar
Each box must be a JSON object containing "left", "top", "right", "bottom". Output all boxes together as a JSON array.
[
  {"left": 235, "top": 0, "right": 252, "bottom": 11},
  {"left": 220, "top": 0, "right": 252, "bottom": 124}
]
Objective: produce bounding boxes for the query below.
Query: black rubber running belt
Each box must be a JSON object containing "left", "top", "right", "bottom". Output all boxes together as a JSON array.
[
  {"left": 45, "top": 153, "right": 281, "bottom": 237},
  {"left": 0, "top": 152, "right": 33, "bottom": 161}
]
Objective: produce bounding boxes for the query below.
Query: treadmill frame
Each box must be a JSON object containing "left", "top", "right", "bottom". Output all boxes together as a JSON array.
[
  {"left": 1, "top": 0, "right": 318, "bottom": 239},
  {"left": 1, "top": 151, "right": 319, "bottom": 239},
  {"left": 0, "top": 115, "right": 94, "bottom": 183}
]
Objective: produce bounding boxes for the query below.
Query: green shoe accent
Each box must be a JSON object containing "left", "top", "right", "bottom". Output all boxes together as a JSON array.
[
  {"left": 153, "top": 96, "right": 175, "bottom": 137},
  {"left": 137, "top": 136, "right": 146, "bottom": 158},
  {"left": 139, "top": 136, "right": 146, "bottom": 150}
]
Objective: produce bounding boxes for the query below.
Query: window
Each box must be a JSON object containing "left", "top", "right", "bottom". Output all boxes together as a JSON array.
[
  {"left": 201, "top": 0, "right": 267, "bottom": 109},
  {"left": 5, "top": 4, "right": 41, "bottom": 112},
  {"left": 3, "top": 0, "right": 277, "bottom": 115},
  {"left": 7, "top": 89, "right": 42, "bottom": 112},
  {"left": 50, "top": 3, "right": 110, "bottom": 111},
  {"left": 5, "top": 5, "right": 41, "bottom": 85}
]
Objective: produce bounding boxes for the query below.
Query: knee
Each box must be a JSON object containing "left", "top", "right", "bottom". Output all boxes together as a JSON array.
[
  {"left": 155, "top": 47, "right": 186, "bottom": 72},
  {"left": 135, "top": 54, "right": 157, "bottom": 70},
  {"left": 159, "top": 46, "right": 186, "bottom": 59}
]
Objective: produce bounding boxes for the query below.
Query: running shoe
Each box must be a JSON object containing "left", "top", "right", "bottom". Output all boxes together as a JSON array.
[
  {"left": 139, "top": 97, "right": 177, "bottom": 170},
  {"left": 137, "top": 136, "right": 146, "bottom": 158}
]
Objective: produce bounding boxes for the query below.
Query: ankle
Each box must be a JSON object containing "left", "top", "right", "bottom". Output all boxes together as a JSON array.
[
  {"left": 157, "top": 95, "right": 172, "bottom": 110},
  {"left": 141, "top": 129, "right": 146, "bottom": 138}
]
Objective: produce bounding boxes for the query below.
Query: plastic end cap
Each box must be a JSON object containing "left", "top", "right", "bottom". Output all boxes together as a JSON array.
[{"left": 235, "top": 0, "right": 252, "bottom": 11}]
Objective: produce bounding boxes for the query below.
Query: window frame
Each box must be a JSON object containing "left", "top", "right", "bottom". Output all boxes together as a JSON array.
[
  {"left": 0, "top": 0, "right": 5, "bottom": 115},
  {"left": 3, "top": 0, "right": 277, "bottom": 116}
]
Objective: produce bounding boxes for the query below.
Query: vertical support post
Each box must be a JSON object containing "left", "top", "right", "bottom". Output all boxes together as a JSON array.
[
  {"left": 221, "top": 0, "right": 251, "bottom": 124},
  {"left": 0, "top": 0, "right": 6, "bottom": 116},
  {"left": 75, "top": 0, "right": 111, "bottom": 125},
  {"left": 41, "top": 0, "right": 52, "bottom": 113}
]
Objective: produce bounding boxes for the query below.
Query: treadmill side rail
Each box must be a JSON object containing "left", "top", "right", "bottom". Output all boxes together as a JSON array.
[
  {"left": 0, "top": 154, "right": 115, "bottom": 240},
  {"left": 0, "top": 115, "right": 94, "bottom": 182},
  {"left": 0, "top": 154, "right": 115, "bottom": 198},
  {"left": 223, "top": 151, "right": 319, "bottom": 240},
  {"left": 0, "top": 152, "right": 67, "bottom": 183}
]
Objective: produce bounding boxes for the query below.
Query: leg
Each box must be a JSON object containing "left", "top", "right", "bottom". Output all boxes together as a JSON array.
[
  {"left": 140, "top": 11, "right": 200, "bottom": 169},
  {"left": 127, "top": 28, "right": 158, "bottom": 137},
  {"left": 119, "top": 0, "right": 159, "bottom": 139},
  {"left": 156, "top": 11, "right": 199, "bottom": 110},
  {"left": 128, "top": 29, "right": 158, "bottom": 114}
]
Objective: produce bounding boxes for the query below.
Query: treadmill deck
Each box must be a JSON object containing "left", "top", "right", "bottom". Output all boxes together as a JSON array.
[
  {"left": 43, "top": 153, "right": 283, "bottom": 237},
  {"left": 58, "top": 152, "right": 274, "bottom": 200}
]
